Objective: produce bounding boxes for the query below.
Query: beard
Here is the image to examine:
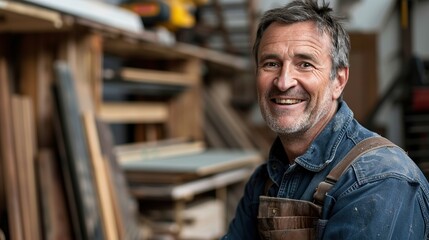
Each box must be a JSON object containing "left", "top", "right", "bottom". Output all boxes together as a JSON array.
[{"left": 259, "top": 88, "right": 333, "bottom": 137}]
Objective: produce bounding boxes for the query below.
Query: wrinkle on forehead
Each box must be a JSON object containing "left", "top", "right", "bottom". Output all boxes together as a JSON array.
[{"left": 258, "top": 22, "right": 331, "bottom": 61}]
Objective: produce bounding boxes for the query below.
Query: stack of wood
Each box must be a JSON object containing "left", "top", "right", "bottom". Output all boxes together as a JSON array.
[
  {"left": 116, "top": 137, "right": 262, "bottom": 239},
  {"left": 0, "top": 39, "right": 142, "bottom": 239}
]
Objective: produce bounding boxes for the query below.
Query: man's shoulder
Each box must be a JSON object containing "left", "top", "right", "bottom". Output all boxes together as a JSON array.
[{"left": 352, "top": 145, "right": 428, "bottom": 186}]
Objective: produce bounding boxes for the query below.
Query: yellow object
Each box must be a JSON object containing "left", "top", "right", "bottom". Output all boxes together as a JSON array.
[
  {"left": 163, "top": 0, "right": 194, "bottom": 30},
  {"left": 122, "top": 0, "right": 208, "bottom": 31}
]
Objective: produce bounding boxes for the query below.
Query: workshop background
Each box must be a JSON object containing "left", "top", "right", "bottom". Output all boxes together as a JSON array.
[{"left": 0, "top": 0, "right": 428, "bottom": 239}]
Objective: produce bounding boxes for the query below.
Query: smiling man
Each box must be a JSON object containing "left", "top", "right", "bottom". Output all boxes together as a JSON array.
[{"left": 222, "top": 0, "right": 429, "bottom": 239}]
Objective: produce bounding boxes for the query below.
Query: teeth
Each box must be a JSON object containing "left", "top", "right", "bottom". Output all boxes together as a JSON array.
[{"left": 275, "top": 99, "right": 302, "bottom": 105}]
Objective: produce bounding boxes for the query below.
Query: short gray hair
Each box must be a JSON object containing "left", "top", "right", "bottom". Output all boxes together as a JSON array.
[{"left": 253, "top": 0, "right": 350, "bottom": 79}]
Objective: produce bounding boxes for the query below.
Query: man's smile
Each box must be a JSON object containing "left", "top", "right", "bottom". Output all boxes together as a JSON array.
[{"left": 272, "top": 98, "right": 304, "bottom": 105}]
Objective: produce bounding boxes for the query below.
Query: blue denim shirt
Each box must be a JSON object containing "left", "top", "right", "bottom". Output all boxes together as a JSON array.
[{"left": 222, "top": 101, "right": 429, "bottom": 239}]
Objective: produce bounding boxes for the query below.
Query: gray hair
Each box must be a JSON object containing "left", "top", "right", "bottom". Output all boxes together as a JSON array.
[{"left": 253, "top": 0, "right": 350, "bottom": 79}]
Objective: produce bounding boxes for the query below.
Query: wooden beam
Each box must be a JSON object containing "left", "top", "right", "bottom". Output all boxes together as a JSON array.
[
  {"left": 120, "top": 67, "right": 195, "bottom": 86},
  {"left": 37, "top": 149, "right": 73, "bottom": 240},
  {"left": 130, "top": 168, "right": 252, "bottom": 200},
  {"left": 0, "top": 0, "right": 64, "bottom": 32},
  {"left": 103, "top": 38, "right": 250, "bottom": 72},
  {"left": 95, "top": 120, "right": 142, "bottom": 239},
  {"left": 54, "top": 61, "right": 105, "bottom": 239},
  {"left": 12, "top": 96, "right": 41, "bottom": 240},
  {"left": 0, "top": 54, "right": 24, "bottom": 240},
  {"left": 99, "top": 102, "right": 169, "bottom": 123},
  {"left": 115, "top": 141, "right": 206, "bottom": 163},
  {"left": 82, "top": 111, "right": 119, "bottom": 240}
]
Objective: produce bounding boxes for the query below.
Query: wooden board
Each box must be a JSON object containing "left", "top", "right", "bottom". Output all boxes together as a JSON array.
[
  {"left": 18, "top": 34, "right": 56, "bottom": 149},
  {"left": 103, "top": 80, "right": 187, "bottom": 99},
  {"left": 115, "top": 141, "right": 206, "bottom": 163},
  {"left": 53, "top": 61, "right": 104, "bottom": 240},
  {"left": 99, "top": 102, "right": 169, "bottom": 123},
  {"left": 96, "top": 119, "right": 142, "bottom": 240},
  {"left": 103, "top": 38, "right": 250, "bottom": 72},
  {"left": 82, "top": 112, "right": 118, "bottom": 240},
  {"left": 37, "top": 149, "right": 73, "bottom": 240},
  {"left": 122, "top": 150, "right": 261, "bottom": 184},
  {"left": 130, "top": 168, "right": 252, "bottom": 200},
  {"left": 0, "top": 0, "right": 63, "bottom": 32},
  {"left": 0, "top": 54, "right": 24, "bottom": 240},
  {"left": 11, "top": 96, "right": 41, "bottom": 240},
  {"left": 120, "top": 67, "right": 195, "bottom": 86}
]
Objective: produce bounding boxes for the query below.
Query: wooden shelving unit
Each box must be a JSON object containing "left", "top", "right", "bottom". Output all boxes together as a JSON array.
[{"left": 0, "top": 1, "right": 258, "bottom": 239}]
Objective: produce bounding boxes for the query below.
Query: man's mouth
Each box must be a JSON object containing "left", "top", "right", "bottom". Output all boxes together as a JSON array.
[{"left": 272, "top": 98, "right": 303, "bottom": 105}]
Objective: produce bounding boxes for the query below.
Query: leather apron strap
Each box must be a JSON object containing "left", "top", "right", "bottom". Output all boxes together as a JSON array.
[{"left": 313, "top": 136, "right": 396, "bottom": 205}]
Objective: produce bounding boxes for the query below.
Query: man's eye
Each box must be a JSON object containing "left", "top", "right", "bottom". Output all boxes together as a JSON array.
[
  {"left": 299, "top": 62, "right": 314, "bottom": 68},
  {"left": 262, "top": 62, "right": 280, "bottom": 68}
]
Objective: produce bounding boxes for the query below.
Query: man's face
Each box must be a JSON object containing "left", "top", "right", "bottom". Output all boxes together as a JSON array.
[{"left": 256, "top": 21, "right": 346, "bottom": 138}]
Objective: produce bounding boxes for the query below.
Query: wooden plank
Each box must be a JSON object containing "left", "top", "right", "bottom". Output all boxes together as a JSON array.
[
  {"left": 19, "top": 96, "right": 41, "bottom": 240},
  {"left": 99, "top": 102, "right": 169, "bottom": 123},
  {"left": 115, "top": 137, "right": 189, "bottom": 152},
  {"left": 130, "top": 168, "right": 252, "bottom": 200},
  {"left": 121, "top": 67, "right": 195, "bottom": 86},
  {"left": 52, "top": 90, "right": 83, "bottom": 239},
  {"left": 53, "top": 61, "right": 104, "bottom": 240},
  {"left": 19, "top": 34, "right": 56, "bottom": 148},
  {"left": 11, "top": 96, "right": 33, "bottom": 240},
  {"left": 82, "top": 111, "right": 119, "bottom": 240},
  {"left": 88, "top": 34, "right": 103, "bottom": 113},
  {"left": 95, "top": 120, "right": 142, "bottom": 240},
  {"left": 103, "top": 80, "right": 187, "bottom": 98},
  {"left": 116, "top": 141, "right": 205, "bottom": 163},
  {"left": 103, "top": 38, "right": 250, "bottom": 72},
  {"left": 0, "top": 0, "right": 64, "bottom": 32},
  {"left": 0, "top": 54, "right": 24, "bottom": 240},
  {"left": 168, "top": 58, "right": 203, "bottom": 141},
  {"left": 37, "top": 149, "right": 73, "bottom": 240},
  {"left": 122, "top": 150, "right": 261, "bottom": 185}
]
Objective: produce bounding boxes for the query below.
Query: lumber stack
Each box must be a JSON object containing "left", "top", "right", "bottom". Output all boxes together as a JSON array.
[{"left": 0, "top": 1, "right": 260, "bottom": 239}]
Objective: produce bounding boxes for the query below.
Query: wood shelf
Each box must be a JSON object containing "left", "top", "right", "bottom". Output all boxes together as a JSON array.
[{"left": 99, "top": 102, "right": 169, "bottom": 123}]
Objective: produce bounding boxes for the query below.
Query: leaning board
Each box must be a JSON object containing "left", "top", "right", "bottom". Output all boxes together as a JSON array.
[{"left": 54, "top": 61, "right": 104, "bottom": 240}]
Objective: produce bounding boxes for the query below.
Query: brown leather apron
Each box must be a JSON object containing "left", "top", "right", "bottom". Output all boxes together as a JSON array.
[{"left": 257, "top": 137, "right": 396, "bottom": 240}]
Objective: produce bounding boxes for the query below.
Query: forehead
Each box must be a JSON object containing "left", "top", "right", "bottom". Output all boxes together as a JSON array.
[{"left": 259, "top": 21, "right": 332, "bottom": 55}]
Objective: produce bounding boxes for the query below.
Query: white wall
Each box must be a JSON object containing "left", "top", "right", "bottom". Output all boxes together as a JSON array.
[
  {"left": 412, "top": 1, "right": 429, "bottom": 57},
  {"left": 374, "top": 9, "right": 403, "bottom": 146}
]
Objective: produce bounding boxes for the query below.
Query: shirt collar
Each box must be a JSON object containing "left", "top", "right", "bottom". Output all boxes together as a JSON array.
[{"left": 267, "top": 101, "right": 354, "bottom": 179}]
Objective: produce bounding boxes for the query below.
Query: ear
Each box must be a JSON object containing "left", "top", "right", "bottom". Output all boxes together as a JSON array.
[{"left": 332, "top": 67, "right": 349, "bottom": 100}]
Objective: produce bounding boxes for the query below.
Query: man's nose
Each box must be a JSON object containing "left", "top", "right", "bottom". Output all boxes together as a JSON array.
[{"left": 274, "top": 65, "right": 297, "bottom": 91}]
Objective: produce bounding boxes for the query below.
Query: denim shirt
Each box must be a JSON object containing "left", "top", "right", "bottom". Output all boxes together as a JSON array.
[{"left": 222, "top": 101, "right": 429, "bottom": 240}]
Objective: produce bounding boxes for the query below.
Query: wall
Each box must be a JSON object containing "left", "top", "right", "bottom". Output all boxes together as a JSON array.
[{"left": 413, "top": 1, "right": 429, "bottom": 57}]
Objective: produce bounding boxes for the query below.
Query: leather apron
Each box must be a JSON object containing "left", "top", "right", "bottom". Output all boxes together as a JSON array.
[{"left": 257, "top": 137, "right": 396, "bottom": 240}]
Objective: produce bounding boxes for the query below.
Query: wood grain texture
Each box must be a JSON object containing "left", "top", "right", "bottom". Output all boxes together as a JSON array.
[
  {"left": 0, "top": 55, "right": 24, "bottom": 240},
  {"left": 37, "top": 149, "right": 73, "bottom": 240},
  {"left": 82, "top": 111, "right": 119, "bottom": 240},
  {"left": 96, "top": 120, "right": 142, "bottom": 240}
]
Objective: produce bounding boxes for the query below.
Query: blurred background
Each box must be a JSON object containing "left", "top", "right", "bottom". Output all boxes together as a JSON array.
[{"left": 0, "top": 0, "right": 428, "bottom": 239}]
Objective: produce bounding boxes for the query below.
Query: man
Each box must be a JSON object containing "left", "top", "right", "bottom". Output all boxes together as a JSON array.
[{"left": 222, "top": 0, "right": 429, "bottom": 239}]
